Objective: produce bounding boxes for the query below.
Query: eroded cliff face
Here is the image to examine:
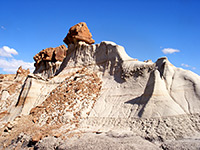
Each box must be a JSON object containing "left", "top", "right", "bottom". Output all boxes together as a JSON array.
[
  {"left": 0, "top": 22, "right": 200, "bottom": 149},
  {"left": 53, "top": 41, "right": 200, "bottom": 118},
  {"left": 0, "top": 67, "right": 29, "bottom": 121}
]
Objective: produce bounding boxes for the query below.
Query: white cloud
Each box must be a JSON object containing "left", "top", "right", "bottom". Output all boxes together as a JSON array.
[
  {"left": 0, "top": 46, "right": 18, "bottom": 57},
  {"left": 162, "top": 48, "right": 180, "bottom": 54},
  {"left": 0, "top": 46, "right": 34, "bottom": 73},
  {"left": 0, "top": 58, "right": 34, "bottom": 73},
  {"left": 1, "top": 26, "right": 6, "bottom": 30},
  {"left": 181, "top": 63, "right": 196, "bottom": 70}
]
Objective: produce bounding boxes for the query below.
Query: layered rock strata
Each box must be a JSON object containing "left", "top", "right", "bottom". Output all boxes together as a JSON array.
[
  {"left": 0, "top": 22, "right": 200, "bottom": 149},
  {"left": 2, "top": 41, "right": 200, "bottom": 123},
  {"left": 0, "top": 67, "right": 29, "bottom": 120}
]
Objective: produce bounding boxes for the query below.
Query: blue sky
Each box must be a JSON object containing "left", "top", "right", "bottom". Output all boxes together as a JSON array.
[{"left": 0, "top": 0, "right": 200, "bottom": 75}]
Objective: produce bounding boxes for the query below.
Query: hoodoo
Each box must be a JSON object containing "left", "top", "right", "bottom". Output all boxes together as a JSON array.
[{"left": 0, "top": 22, "right": 200, "bottom": 149}]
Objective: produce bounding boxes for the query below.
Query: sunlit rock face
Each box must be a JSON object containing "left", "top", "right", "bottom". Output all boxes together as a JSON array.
[
  {"left": 0, "top": 22, "right": 200, "bottom": 149},
  {"left": 58, "top": 41, "right": 200, "bottom": 119},
  {"left": 5, "top": 40, "right": 200, "bottom": 123},
  {"left": 63, "top": 22, "right": 95, "bottom": 45}
]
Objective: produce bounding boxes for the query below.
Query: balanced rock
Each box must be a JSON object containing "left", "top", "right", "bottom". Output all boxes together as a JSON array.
[{"left": 63, "top": 22, "right": 95, "bottom": 45}]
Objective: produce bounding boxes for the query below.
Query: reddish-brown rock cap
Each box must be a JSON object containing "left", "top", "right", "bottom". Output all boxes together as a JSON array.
[
  {"left": 63, "top": 22, "right": 95, "bottom": 45},
  {"left": 33, "top": 45, "right": 67, "bottom": 67}
]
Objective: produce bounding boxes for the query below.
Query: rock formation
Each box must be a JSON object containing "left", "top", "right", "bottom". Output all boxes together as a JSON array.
[
  {"left": 0, "top": 67, "right": 29, "bottom": 121},
  {"left": 0, "top": 23, "right": 200, "bottom": 149},
  {"left": 33, "top": 45, "right": 67, "bottom": 78},
  {"left": 15, "top": 66, "right": 30, "bottom": 79},
  {"left": 63, "top": 22, "right": 95, "bottom": 45}
]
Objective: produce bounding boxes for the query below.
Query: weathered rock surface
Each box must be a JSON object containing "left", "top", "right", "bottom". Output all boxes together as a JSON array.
[
  {"left": 55, "top": 41, "right": 200, "bottom": 119},
  {"left": 34, "top": 45, "right": 67, "bottom": 65},
  {"left": 0, "top": 23, "right": 200, "bottom": 149},
  {"left": 0, "top": 67, "right": 29, "bottom": 121},
  {"left": 161, "top": 138, "right": 200, "bottom": 150},
  {"left": 57, "top": 133, "right": 161, "bottom": 150},
  {"left": 33, "top": 45, "right": 67, "bottom": 78},
  {"left": 63, "top": 22, "right": 95, "bottom": 45},
  {"left": 30, "top": 68, "right": 102, "bottom": 126}
]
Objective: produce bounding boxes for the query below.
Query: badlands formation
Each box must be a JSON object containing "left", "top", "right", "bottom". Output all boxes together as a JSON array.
[{"left": 0, "top": 22, "right": 200, "bottom": 149}]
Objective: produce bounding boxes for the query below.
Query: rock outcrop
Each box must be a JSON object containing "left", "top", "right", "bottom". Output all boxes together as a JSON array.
[
  {"left": 30, "top": 68, "right": 102, "bottom": 126},
  {"left": 63, "top": 22, "right": 95, "bottom": 45},
  {"left": 0, "top": 23, "right": 200, "bottom": 149},
  {"left": 0, "top": 67, "right": 29, "bottom": 121},
  {"left": 15, "top": 66, "right": 30, "bottom": 79},
  {"left": 33, "top": 45, "right": 67, "bottom": 65},
  {"left": 33, "top": 45, "right": 67, "bottom": 78}
]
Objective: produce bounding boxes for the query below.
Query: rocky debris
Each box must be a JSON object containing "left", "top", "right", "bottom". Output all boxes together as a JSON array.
[
  {"left": 33, "top": 45, "right": 67, "bottom": 78},
  {"left": 3, "top": 122, "right": 15, "bottom": 133},
  {"left": 63, "top": 22, "right": 95, "bottom": 45},
  {"left": 161, "top": 138, "right": 200, "bottom": 150},
  {"left": 32, "top": 132, "right": 43, "bottom": 142},
  {"left": 57, "top": 133, "right": 161, "bottom": 150},
  {"left": 0, "top": 67, "right": 102, "bottom": 149},
  {"left": 0, "top": 115, "right": 63, "bottom": 149},
  {"left": 34, "top": 136, "right": 62, "bottom": 150},
  {"left": 0, "top": 132, "right": 32, "bottom": 150},
  {"left": 53, "top": 132, "right": 62, "bottom": 138},
  {"left": 84, "top": 113, "right": 200, "bottom": 141},
  {"left": 30, "top": 68, "right": 102, "bottom": 127}
]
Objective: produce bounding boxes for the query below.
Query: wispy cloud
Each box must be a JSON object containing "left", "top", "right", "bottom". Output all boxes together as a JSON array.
[
  {"left": 1, "top": 26, "right": 6, "bottom": 30},
  {"left": 181, "top": 63, "right": 196, "bottom": 70},
  {"left": 181, "top": 63, "right": 189, "bottom": 68},
  {"left": 0, "top": 46, "right": 34, "bottom": 73},
  {"left": 162, "top": 48, "right": 180, "bottom": 54},
  {"left": 0, "top": 46, "right": 18, "bottom": 57}
]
